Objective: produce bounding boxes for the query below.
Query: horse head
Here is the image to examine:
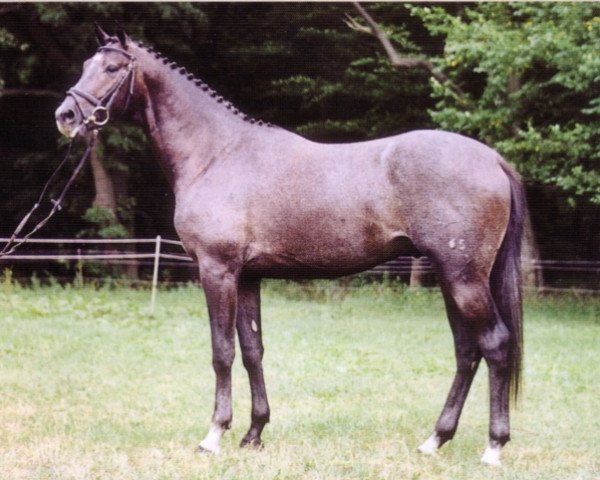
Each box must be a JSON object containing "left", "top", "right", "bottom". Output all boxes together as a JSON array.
[{"left": 55, "top": 25, "right": 137, "bottom": 138}]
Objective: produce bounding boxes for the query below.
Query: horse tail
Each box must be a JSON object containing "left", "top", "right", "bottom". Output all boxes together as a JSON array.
[{"left": 490, "top": 159, "right": 526, "bottom": 403}]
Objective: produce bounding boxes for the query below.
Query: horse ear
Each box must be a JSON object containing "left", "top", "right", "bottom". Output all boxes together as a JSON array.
[
  {"left": 116, "top": 28, "right": 129, "bottom": 49},
  {"left": 94, "top": 23, "right": 110, "bottom": 46}
]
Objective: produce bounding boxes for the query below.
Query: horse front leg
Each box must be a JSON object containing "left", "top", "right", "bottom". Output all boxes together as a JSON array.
[
  {"left": 236, "top": 276, "right": 270, "bottom": 448},
  {"left": 197, "top": 258, "right": 239, "bottom": 454}
]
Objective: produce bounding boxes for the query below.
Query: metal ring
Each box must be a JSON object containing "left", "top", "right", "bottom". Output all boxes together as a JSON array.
[{"left": 91, "top": 106, "right": 110, "bottom": 126}]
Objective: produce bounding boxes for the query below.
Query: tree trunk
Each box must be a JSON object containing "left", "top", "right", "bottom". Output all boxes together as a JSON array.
[
  {"left": 522, "top": 211, "right": 543, "bottom": 290},
  {"left": 89, "top": 141, "right": 139, "bottom": 280},
  {"left": 90, "top": 142, "right": 117, "bottom": 212},
  {"left": 111, "top": 164, "right": 139, "bottom": 281}
]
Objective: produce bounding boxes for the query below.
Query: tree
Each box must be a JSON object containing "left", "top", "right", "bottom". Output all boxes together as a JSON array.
[{"left": 410, "top": 3, "right": 600, "bottom": 204}]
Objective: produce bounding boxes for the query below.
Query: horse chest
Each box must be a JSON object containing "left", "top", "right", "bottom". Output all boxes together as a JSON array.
[{"left": 173, "top": 194, "right": 248, "bottom": 254}]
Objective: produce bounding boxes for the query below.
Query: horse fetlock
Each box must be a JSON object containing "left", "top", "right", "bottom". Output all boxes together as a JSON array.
[
  {"left": 435, "top": 426, "right": 457, "bottom": 446},
  {"left": 490, "top": 428, "right": 511, "bottom": 447}
]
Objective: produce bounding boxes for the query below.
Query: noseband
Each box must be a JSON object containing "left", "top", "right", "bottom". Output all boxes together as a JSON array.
[{"left": 67, "top": 45, "right": 136, "bottom": 130}]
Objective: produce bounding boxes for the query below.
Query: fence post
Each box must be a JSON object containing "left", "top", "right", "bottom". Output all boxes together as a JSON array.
[{"left": 150, "top": 235, "right": 161, "bottom": 312}]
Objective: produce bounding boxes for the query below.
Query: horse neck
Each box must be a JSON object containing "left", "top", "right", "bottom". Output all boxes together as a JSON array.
[{"left": 133, "top": 46, "right": 254, "bottom": 194}]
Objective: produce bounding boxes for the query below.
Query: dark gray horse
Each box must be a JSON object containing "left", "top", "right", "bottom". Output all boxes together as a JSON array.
[{"left": 55, "top": 27, "right": 525, "bottom": 466}]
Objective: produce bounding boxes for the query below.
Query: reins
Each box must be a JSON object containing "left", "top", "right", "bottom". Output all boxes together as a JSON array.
[
  {"left": 0, "top": 135, "right": 96, "bottom": 258},
  {"left": 0, "top": 45, "right": 136, "bottom": 258}
]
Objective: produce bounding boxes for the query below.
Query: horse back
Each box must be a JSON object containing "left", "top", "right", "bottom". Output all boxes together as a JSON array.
[{"left": 176, "top": 129, "right": 511, "bottom": 278}]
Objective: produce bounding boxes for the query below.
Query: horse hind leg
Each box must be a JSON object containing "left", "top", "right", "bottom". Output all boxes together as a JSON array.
[
  {"left": 420, "top": 279, "right": 512, "bottom": 466},
  {"left": 418, "top": 287, "right": 483, "bottom": 455},
  {"left": 453, "top": 281, "right": 513, "bottom": 466},
  {"left": 478, "top": 307, "right": 512, "bottom": 466}
]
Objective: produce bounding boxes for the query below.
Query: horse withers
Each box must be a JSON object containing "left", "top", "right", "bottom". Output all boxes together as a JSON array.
[{"left": 55, "top": 26, "right": 525, "bottom": 466}]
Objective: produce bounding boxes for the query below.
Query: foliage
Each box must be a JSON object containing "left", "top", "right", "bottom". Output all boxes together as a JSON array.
[
  {"left": 411, "top": 3, "right": 600, "bottom": 203},
  {"left": 254, "top": 3, "right": 435, "bottom": 140},
  {"left": 82, "top": 206, "right": 128, "bottom": 239}
]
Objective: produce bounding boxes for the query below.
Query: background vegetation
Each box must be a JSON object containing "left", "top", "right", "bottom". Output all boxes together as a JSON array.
[{"left": 0, "top": 3, "right": 599, "bottom": 284}]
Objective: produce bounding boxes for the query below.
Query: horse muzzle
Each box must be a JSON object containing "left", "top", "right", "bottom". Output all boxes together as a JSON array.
[{"left": 55, "top": 97, "right": 85, "bottom": 138}]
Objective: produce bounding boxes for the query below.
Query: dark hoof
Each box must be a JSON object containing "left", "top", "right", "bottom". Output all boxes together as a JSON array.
[{"left": 240, "top": 437, "right": 264, "bottom": 450}]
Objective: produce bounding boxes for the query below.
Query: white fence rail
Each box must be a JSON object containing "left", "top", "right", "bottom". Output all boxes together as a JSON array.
[{"left": 1, "top": 237, "right": 599, "bottom": 305}]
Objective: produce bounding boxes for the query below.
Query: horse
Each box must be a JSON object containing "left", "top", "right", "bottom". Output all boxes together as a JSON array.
[{"left": 55, "top": 26, "right": 525, "bottom": 466}]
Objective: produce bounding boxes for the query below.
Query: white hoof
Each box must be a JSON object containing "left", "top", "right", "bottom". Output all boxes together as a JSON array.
[
  {"left": 198, "top": 424, "right": 224, "bottom": 454},
  {"left": 481, "top": 444, "right": 502, "bottom": 466},
  {"left": 418, "top": 434, "right": 440, "bottom": 456},
  {"left": 197, "top": 441, "right": 221, "bottom": 454}
]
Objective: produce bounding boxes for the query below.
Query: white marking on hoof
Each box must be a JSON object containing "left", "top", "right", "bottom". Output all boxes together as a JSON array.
[
  {"left": 198, "top": 424, "right": 225, "bottom": 454},
  {"left": 418, "top": 434, "right": 440, "bottom": 456},
  {"left": 481, "top": 443, "right": 502, "bottom": 466},
  {"left": 251, "top": 320, "right": 258, "bottom": 332}
]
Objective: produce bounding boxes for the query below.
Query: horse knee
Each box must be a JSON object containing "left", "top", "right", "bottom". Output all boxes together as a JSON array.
[
  {"left": 241, "top": 346, "right": 264, "bottom": 372},
  {"left": 212, "top": 348, "right": 235, "bottom": 375}
]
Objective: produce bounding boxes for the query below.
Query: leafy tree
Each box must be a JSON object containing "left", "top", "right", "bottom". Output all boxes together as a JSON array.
[{"left": 411, "top": 3, "right": 600, "bottom": 204}]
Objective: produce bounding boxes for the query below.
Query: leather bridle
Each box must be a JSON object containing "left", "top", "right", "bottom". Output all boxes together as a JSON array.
[{"left": 67, "top": 45, "right": 136, "bottom": 131}]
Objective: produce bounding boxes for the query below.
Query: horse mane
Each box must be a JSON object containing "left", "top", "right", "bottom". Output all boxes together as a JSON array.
[{"left": 105, "top": 36, "right": 273, "bottom": 128}]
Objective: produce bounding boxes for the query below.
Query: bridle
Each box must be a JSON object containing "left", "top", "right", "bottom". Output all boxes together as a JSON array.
[
  {"left": 67, "top": 45, "right": 136, "bottom": 131},
  {"left": 0, "top": 45, "right": 136, "bottom": 258}
]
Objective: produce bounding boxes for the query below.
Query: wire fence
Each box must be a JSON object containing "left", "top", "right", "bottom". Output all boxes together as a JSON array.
[{"left": 1, "top": 237, "right": 599, "bottom": 304}]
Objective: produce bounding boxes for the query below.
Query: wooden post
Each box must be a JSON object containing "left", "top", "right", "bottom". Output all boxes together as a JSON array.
[
  {"left": 409, "top": 257, "right": 427, "bottom": 289},
  {"left": 150, "top": 235, "right": 161, "bottom": 312}
]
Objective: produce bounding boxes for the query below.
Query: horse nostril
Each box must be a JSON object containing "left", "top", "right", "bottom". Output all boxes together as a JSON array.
[
  {"left": 56, "top": 106, "right": 77, "bottom": 125},
  {"left": 62, "top": 109, "right": 76, "bottom": 122}
]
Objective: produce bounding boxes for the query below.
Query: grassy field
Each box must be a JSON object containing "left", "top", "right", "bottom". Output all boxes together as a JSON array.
[{"left": 0, "top": 278, "right": 599, "bottom": 480}]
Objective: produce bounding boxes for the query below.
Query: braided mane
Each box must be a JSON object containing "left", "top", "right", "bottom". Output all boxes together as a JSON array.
[{"left": 106, "top": 37, "right": 272, "bottom": 127}]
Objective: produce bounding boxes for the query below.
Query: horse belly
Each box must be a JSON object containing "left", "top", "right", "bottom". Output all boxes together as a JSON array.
[{"left": 244, "top": 220, "right": 418, "bottom": 279}]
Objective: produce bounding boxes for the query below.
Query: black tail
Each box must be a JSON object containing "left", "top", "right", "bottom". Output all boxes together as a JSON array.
[{"left": 490, "top": 159, "right": 526, "bottom": 403}]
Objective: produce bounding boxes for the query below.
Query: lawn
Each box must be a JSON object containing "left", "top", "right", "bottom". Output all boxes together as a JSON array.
[{"left": 0, "top": 278, "right": 598, "bottom": 479}]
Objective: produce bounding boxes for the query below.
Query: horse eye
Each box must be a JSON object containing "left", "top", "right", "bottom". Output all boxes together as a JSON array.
[{"left": 106, "top": 64, "right": 120, "bottom": 74}]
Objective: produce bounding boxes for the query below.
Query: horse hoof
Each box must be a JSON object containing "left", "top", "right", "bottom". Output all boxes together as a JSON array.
[
  {"left": 196, "top": 442, "right": 221, "bottom": 455},
  {"left": 418, "top": 434, "right": 440, "bottom": 456},
  {"left": 240, "top": 437, "right": 264, "bottom": 450},
  {"left": 481, "top": 444, "right": 502, "bottom": 467}
]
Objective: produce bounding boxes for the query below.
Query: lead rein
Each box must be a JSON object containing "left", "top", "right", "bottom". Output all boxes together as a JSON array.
[{"left": 0, "top": 134, "right": 97, "bottom": 258}]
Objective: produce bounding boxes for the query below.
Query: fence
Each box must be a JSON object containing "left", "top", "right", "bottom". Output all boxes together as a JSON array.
[
  {"left": 0, "top": 237, "right": 191, "bottom": 312},
  {"left": 1, "top": 237, "right": 599, "bottom": 309}
]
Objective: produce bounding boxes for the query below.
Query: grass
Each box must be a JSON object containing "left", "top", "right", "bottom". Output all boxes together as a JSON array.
[{"left": 0, "top": 278, "right": 599, "bottom": 479}]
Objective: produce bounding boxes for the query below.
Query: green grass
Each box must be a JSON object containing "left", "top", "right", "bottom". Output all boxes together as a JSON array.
[{"left": 1, "top": 279, "right": 599, "bottom": 479}]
